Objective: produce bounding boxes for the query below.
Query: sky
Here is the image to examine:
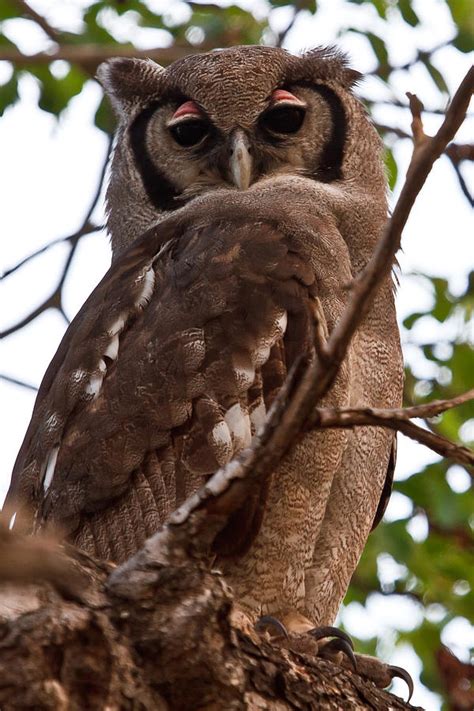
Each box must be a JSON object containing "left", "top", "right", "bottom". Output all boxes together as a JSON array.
[{"left": 0, "top": 1, "right": 473, "bottom": 708}]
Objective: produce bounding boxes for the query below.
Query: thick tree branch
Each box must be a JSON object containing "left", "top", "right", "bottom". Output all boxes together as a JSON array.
[{"left": 0, "top": 525, "right": 420, "bottom": 710}]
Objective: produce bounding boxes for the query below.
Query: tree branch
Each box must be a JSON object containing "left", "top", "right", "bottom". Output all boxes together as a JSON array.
[
  {"left": 0, "top": 373, "right": 37, "bottom": 391},
  {"left": 103, "top": 68, "right": 474, "bottom": 570},
  {"left": 14, "top": 0, "right": 61, "bottom": 42},
  {"left": 311, "top": 402, "right": 474, "bottom": 469},
  {"left": 0, "top": 525, "right": 420, "bottom": 710},
  {"left": 0, "top": 44, "right": 210, "bottom": 71},
  {"left": 324, "top": 68, "right": 474, "bottom": 384},
  {"left": 366, "top": 42, "right": 451, "bottom": 78},
  {"left": 1, "top": 224, "right": 101, "bottom": 280},
  {"left": 0, "top": 135, "right": 112, "bottom": 339}
]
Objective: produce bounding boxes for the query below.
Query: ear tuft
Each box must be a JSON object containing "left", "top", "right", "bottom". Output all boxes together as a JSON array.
[
  {"left": 96, "top": 58, "right": 165, "bottom": 117},
  {"left": 299, "top": 46, "right": 362, "bottom": 89}
]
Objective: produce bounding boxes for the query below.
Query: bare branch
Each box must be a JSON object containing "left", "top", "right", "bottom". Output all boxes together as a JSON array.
[
  {"left": 276, "top": 5, "right": 300, "bottom": 48},
  {"left": 322, "top": 68, "right": 474, "bottom": 399},
  {"left": 366, "top": 42, "right": 451, "bottom": 78},
  {"left": 14, "top": 0, "right": 61, "bottom": 43},
  {"left": 332, "top": 390, "right": 474, "bottom": 422},
  {"left": 365, "top": 97, "right": 450, "bottom": 115},
  {"left": 1, "top": 224, "right": 101, "bottom": 280},
  {"left": 0, "top": 374, "right": 37, "bottom": 391},
  {"left": 0, "top": 135, "right": 112, "bottom": 339},
  {"left": 312, "top": 404, "right": 474, "bottom": 467},
  {"left": 447, "top": 154, "right": 473, "bottom": 205},
  {"left": 0, "top": 44, "right": 210, "bottom": 71},
  {"left": 376, "top": 119, "right": 473, "bottom": 203}
]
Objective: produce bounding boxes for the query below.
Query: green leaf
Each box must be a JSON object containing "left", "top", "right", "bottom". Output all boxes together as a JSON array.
[
  {"left": 398, "top": 0, "right": 419, "bottom": 27},
  {"left": 447, "top": 0, "right": 474, "bottom": 52},
  {"left": 402, "top": 312, "right": 425, "bottom": 329},
  {"left": 0, "top": 72, "right": 18, "bottom": 115},
  {"left": 94, "top": 95, "right": 115, "bottom": 134},
  {"left": 422, "top": 59, "right": 449, "bottom": 94},
  {"left": 371, "top": 0, "right": 388, "bottom": 18},
  {"left": 33, "top": 65, "right": 87, "bottom": 116},
  {"left": 366, "top": 32, "right": 389, "bottom": 77},
  {"left": 384, "top": 147, "right": 398, "bottom": 190},
  {"left": 0, "top": 0, "right": 20, "bottom": 21}
]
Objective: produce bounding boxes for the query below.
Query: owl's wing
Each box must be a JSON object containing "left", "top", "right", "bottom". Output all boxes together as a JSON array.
[{"left": 4, "top": 206, "right": 317, "bottom": 562}]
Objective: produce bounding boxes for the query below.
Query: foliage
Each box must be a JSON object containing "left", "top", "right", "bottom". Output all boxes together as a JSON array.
[{"left": 0, "top": 1, "right": 472, "bottom": 706}]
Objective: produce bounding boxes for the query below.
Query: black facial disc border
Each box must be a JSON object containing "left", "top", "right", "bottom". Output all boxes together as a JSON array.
[
  {"left": 129, "top": 100, "right": 180, "bottom": 212},
  {"left": 295, "top": 82, "right": 347, "bottom": 182}
]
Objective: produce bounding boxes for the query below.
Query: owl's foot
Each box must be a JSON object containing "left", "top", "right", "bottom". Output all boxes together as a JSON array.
[{"left": 255, "top": 614, "right": 413, "bottom": 703}]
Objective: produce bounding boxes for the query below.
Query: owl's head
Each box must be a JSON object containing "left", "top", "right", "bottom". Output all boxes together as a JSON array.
[{"left": 98, "top": 46, "right": 385, "bottom": 257}]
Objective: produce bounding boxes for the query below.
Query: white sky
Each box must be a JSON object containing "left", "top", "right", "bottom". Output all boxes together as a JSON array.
[{"left": 0, "top": 2, "right": 473, "bottom": 708}]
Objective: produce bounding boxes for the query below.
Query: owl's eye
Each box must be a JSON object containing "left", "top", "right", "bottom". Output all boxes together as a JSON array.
[
  {"left": 261, "top": 105, "right": 305, "bottom": 135},
  {"left": 169, "top": 120, "right": 209, "bottom": 147}
]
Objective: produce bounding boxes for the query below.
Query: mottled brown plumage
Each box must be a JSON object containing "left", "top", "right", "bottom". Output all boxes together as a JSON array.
[{"left": 4, "top": 46, "right": 402, "bottom": 629}]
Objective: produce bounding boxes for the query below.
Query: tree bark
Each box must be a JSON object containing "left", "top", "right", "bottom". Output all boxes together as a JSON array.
[{"left": 0, "top": 532, "right": 421, "bottom": 711}]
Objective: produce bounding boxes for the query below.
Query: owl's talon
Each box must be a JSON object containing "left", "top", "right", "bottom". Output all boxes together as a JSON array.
[
  {"left": 388, "top": 664, "right": 414, "bottom": 703},
  {"left": 308, "top": 625, "right": 354, "bottom": 648},
  {"left": 255, "top": 615, "right": 289, "bottom": 639},
  {"left": 319, "top": 637, "right": 357, "bottom": 671}
]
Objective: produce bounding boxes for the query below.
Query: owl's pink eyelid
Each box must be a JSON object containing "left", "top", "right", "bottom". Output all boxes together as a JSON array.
[
  {"left": 171, "top": 100, "right": 202, "bottom": 121},
  {"left": 270, "top": 89, "right": 305, "bottom": 105}
]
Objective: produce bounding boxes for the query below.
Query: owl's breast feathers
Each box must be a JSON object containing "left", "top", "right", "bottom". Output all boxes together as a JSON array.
[{"left": 5, "top": 201, "right": 321, "bottom": 561}]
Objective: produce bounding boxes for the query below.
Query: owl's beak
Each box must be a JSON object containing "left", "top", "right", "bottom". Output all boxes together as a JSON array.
[{"left": 229, "top": 130, "right": 252, "bottom": 190}]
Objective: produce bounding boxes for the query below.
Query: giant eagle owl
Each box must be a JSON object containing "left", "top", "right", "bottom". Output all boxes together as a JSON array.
[{"left": 4, "top": 46, "right": 404, "bottom": 672}]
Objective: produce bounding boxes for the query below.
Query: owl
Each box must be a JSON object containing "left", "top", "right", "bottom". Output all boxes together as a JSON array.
[{"left": 4, "top": 46, "right": 403, "bottom": 648}]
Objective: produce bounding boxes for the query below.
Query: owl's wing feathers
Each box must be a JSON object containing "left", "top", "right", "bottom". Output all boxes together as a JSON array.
[{"left": 6, "top": 208, "right": 317, "bottom": 559}]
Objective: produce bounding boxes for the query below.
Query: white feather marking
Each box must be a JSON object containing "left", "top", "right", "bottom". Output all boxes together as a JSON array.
[
  {"left": 109, "top": 315, "right": 126, "bottom": 337},
  {"left": 104, "top": 333, "right": 119, "bottom": 362},
  {"left": 71, "top": 368, "right": 86, "bottom": 383},
  {"left": 234, "top": 364, "right": 255, "bottom": 389},
  {"left": 44, "top": 413, "right": 60, "bottom": 432},
  {"left": 211, "top": 420, "right": 233, "bottom": 450},
  {"left": 85, "top": 373, "right": 104, "bottom": 398},
  {"left": 224, "top": 403, "right": 252, "bottom": 448},
  {"left": 152, "top": 239, "right": 172, "bottom": 265},
  {"left": 250, "top": 401, "right": 267, "bottom": 432},
  {"left": 43, "top": 447, "right": 59, "bottom": 492},
  {"left": 98, "top": 358, "right": 107, "bottom": 374},
  {"left": 254, "top": 343, "right": 271, "bottom": 368},
  {"left": 276, "top": 310, "right": 288, "bottom": 335},
  {"left": 135, "top": 267, "right": 155, "bottom": 309},
  {"left": 8, "top": 512, "right": 16, "bottom": 530}
]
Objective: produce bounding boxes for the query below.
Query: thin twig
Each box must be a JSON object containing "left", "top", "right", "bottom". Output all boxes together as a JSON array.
[
  {"left": 276, "top": 5, "right": 300, "bottom": 48},
  {"left": 366, "top": 41, "right": 451, "bottom": 79},
  {"left": 0, "top": 135, "right": 113, "bottom": 339},
  {"left": 0, "top": 373, "right": 38, "bottom": 391},
  {"left": 367, "top": 98, "right": 452, "bottom": 116},
  {"left": 1, "top": 224, "right": 101, "bottom": 280},
  {"left": 447, "top": 155, "right": 473, "bottom": 206},
  {"left": 376, "top": 120, "right": 473, "bottom": 203}
]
